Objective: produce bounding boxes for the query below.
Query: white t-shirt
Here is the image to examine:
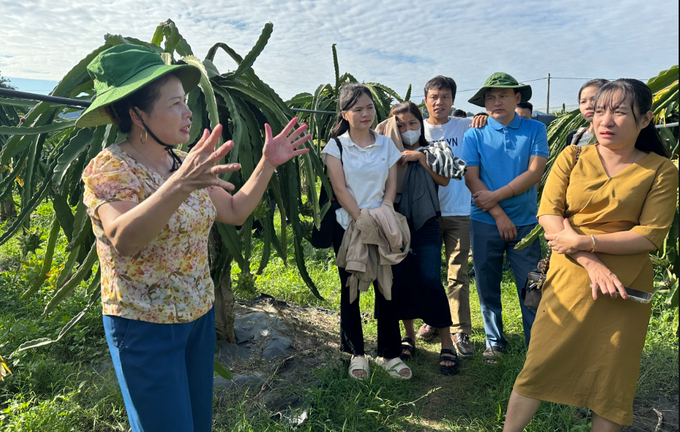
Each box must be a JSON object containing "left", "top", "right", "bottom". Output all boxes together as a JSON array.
[
  {"left": 321, "top": 130, "right": 402, "bottom": 229},
  {"left": 423, "top": 117, "right": 472, "bottom": 217}
]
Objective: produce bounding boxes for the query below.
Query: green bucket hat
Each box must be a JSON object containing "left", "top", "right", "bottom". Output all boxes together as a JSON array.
[
  {"left": 468, "top": 72, "right": 532, "bottom": 107},
  {"left": 76, "top": 44, "right": 201, "bottom": 128}
]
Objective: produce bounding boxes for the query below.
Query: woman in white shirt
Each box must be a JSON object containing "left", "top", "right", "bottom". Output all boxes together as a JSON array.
[{"left": 322, "top": 84, "right": 410, "bottom": 380}]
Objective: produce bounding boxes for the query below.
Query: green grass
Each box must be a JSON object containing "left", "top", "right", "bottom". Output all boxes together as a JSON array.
[{"left": 0, "top": 204, "right": 677, "bottom": 431}]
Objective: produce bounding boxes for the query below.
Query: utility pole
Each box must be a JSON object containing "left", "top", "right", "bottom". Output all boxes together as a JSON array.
[{"left": 546, "top": 73, "right": 551, "bottom": 114}]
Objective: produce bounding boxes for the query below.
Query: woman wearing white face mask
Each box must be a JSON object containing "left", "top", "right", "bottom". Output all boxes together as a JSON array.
[{"left": 387, "top": 102, "right": 462, "bottom": 375}]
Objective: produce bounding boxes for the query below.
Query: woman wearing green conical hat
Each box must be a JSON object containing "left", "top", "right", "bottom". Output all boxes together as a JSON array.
[{"left": 78, "top": 44, "right": 310, "bottom": 432}]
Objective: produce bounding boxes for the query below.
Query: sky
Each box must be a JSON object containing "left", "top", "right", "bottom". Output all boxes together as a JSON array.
[{"left": 1, "top": 0, "right": 678, "bottom": 114}]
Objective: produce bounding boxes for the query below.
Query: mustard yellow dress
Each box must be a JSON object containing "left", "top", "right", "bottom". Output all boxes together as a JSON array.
[{"left": 513, "top": 145, "right": 678, "bottom": 425}]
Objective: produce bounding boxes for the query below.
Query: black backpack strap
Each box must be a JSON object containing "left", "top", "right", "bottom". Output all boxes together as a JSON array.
[{"left": 333, "top": 137, "right": 343, "bottom": 165}]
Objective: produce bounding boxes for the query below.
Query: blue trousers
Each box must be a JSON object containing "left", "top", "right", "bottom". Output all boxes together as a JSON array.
[
  {"left": 470, "top": 220, "right": 541, "bottom": 348},
  {"left": 103, "top": 307, "right": 215, "bottom": 432}
]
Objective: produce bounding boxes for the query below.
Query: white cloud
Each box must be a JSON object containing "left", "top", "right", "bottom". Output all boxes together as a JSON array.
[{"left": 1, "top": 0, "right": 677, "bottom": 112}]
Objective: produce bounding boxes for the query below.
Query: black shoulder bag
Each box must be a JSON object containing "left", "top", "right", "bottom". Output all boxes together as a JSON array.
[
  {"left": 310, "top": 138, "right": 343, "bottom": 249},
  {"left": 523, "top": 145, "right": 581, "bottom": 309}
]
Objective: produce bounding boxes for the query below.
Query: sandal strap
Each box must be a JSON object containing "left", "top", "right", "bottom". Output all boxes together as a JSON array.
[
  {"left": 440, "top": 348, "right": 457, "bottom": 357},
  {"left": 382, "top": 357, "right": 408, "bottom": 370},
  {"left": 349, "top": 356, "right": 369, "bottom": 371},
  {"left": 401, "top": 337, "right": 415, "bottom": 348}
]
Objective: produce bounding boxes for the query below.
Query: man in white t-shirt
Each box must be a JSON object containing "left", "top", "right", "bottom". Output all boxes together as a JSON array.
[{"left": 418, "top": 75, "right": 475, "bottom": 358}]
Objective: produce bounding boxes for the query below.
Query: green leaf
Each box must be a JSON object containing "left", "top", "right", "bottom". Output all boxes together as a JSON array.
[
  {"left": 514, "top": 224, "right": 544, "bottom": 251},
  {"left": 230, "top": 23, "right": 273, "bottom": 79},
  {"left": 0, "top": 120, "right": 75, "bottom": 136},
  {"left": 0, "top": 162, "right": 53, "bottom": 247},
  {"left": 182, "top": 55, "right": 220, "bottom": 129},
  {"left": 0, "top": 99, "right": 36, "bottom": 108},
  {"left": 22, "top": 131, "right": 46, "bottom": 219},
  {"left": 185, "top": 87, "right": 205, "bottom": 146},
  {"left": 368, "top": 82, "right": 403, "bottom": 104},
  {"left": 257, "top": 213, "right": 272, "bottom": 275},
  {"left": 44, "top": 242, "right": 98, "bottom": 315},
  {"left": 667, "top": 279, "right": 679, "bottom": 308},
  {"left": 52, "top": 194, "right": 74, "bottom": 241},
  {"left": 53, "top": 128, "right": 94, "bottom": 188},
  {"left": 215, "top": 222, "right": 246, "bottom": 270},
  {"left": 647, "top": 65, "right": 679, "bottom": 93},
  {"left": 214, "top": 87, "right": 254, "bottom": 177},
  {"left": 202, "top": 59, "right": 220, "bottom": 78},
  {"left": 293, "top": 224, "right": 323, "bottom": 300},
  {"left": 66, "top": 201, "right": 90, "bottom": 251},
  {"left": 268, "top": 174, "right": 287, "bottom": 263},
  {"left": 302, "top": 153, "right": 320, "bottom": 229},
  {"left": 56, "top": 244, "right": 81, "bottom": 289},
  {"left": 0, "top": 148, "right": 28, "bottom": 202},
  {"left": 17, "top": 280, "right": 100, "bottom": 352},
  {"left": 21, "top": 217, "right": 61, "bottom": 299},
  {"left": 332, "top": 43, "right": 340, "bottom": 93},
  {"left": 214, "top": 359, "right": 233, "bottom": 380},
  {"left": 150, "top": 25, "right": 164, "bottom": 46}
]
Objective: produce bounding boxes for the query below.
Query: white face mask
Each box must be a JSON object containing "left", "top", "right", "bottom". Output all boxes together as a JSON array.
[{"left": 400, "top": 128, "right": 421, "bottom": 146}]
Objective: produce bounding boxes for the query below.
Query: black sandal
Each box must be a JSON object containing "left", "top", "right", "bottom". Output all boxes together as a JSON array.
[
  {"left": 440, "top": 348, "right": 460, "bottom": 375},
  {"left": 400, "top": 337, "right": 416, "bottom": 361}
]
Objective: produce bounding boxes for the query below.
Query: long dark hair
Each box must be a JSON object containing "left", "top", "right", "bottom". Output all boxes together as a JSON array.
[
  {"left": 594, "top": 79, "right": 669, "bottom": 158},
  {"left": 578, "top": 78, "right": 609, "bottom": 101},
  {"left": 390, "top": 101, "right": 429, "bottom": 147},
  {"left": 330, "top": 84, "right": 374, "bottom": 138}
]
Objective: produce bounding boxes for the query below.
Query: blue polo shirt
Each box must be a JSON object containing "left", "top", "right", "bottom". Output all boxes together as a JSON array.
[{"left": 461, "top": 114, "right": 549, "bottom": 226}]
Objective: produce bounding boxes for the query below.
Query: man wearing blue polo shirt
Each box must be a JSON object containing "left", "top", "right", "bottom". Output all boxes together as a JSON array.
[{"left": 461, "top": 72, "right": 548, "bottom": 364}]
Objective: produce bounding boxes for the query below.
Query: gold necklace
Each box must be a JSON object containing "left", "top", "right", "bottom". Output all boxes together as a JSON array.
[{"left": 128, "top": 141, "right": 170, "bottom": 178}]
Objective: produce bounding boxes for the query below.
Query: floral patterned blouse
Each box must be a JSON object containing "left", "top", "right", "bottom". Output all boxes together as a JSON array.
[{"left": 82, "top": 144, "right": 216, "bottom": 324}]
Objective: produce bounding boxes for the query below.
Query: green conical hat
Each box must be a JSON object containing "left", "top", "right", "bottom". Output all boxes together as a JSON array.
[
  {"left": 468, "top": 72, "right": 532, "bottom": 107},
  {"left": 76, "top": 44, "right": 201, "bottom": 128}
]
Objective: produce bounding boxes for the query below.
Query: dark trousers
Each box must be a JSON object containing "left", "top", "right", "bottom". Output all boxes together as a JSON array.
[
  {"left": 392, "top": 217, "right": 453, "bottom": 328},
  {"left": 333, "top": 220, "right": 401, "bottom": 360}
]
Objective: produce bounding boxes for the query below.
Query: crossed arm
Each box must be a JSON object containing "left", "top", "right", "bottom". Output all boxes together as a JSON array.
[
  {"left": 398, "top": 151, "right": 449, "bottom": 186},
  {"left": 464, "top": 155, "right": 547, "bottom": 240},
  {"left": 541, "top": 215, "right": 656, "bottom": 299}
]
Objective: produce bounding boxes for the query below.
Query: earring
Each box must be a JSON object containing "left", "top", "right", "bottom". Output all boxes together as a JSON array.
[{"left": 140, "top": 129, "right": 148, "bottom": 144}]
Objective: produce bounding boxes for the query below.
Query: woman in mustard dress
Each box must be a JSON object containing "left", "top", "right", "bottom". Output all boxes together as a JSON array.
[{"left": 504, "top": 79, "right": 677, "bottom": 431}]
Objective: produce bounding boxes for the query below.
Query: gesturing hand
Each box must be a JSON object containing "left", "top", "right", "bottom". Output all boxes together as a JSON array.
[
  {"left": 262, "top": 117, "right": 311, "bottom": 168},
  {"left": 175, "top": 124, "right": 241, "bottom": 191}
]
